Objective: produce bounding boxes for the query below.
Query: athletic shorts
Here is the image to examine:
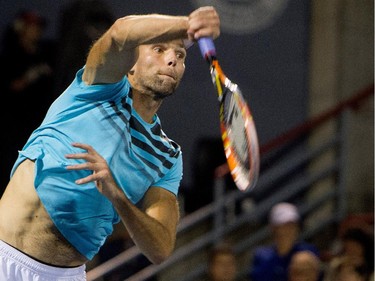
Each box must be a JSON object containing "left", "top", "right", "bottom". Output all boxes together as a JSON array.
[{"left": 0, "top": 240, "right": 86, "bottom": 281}]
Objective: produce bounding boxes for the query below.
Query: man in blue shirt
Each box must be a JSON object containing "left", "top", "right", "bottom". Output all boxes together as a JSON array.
[
  {"left": 0, "top": 6, "right": 220, "bottom": 280},
  {"left": 249, "top": 202, "right": 320, "bottom": 281}
]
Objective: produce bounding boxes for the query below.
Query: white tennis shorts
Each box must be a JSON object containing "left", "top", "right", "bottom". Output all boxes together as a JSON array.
[{"left": 0, "top": 240, "right": 86, "bottom": 281}]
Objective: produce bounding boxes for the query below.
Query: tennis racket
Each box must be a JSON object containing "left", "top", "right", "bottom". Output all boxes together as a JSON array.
[{"left": 198, "top": 37, "right": 260, "bottom": 192}]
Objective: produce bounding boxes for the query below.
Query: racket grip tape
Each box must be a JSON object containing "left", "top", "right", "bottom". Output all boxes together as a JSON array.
[{"left": 198, "top": 37, "right": 216, "bottom": 60}]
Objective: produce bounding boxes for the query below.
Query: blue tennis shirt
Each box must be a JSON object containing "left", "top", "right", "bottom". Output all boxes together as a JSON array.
[{"left": 11, "top": 68, "right": 183, "bottom": 260}]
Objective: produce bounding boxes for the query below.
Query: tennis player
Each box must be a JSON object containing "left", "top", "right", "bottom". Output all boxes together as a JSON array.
[{"left": 0, "top": 6, "right": 220, "bottom": 280}]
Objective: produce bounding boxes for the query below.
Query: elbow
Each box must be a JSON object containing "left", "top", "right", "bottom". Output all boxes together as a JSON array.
[
  {"left": 110, "top": 17, "right": 138, "bottom": 50},
  {"left": 109, "top": 19, "right": 126, "bottom": 50},
  {"left": 149, "top": 247, "right": 174, "bottom": 265},
  {"left": 151, "top": 256, "right": 167, "bottom": 265},
  {"left": 151, "top": 252, "right": 172, "bottom": 265}
]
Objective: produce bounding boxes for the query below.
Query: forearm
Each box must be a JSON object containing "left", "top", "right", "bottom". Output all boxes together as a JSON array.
[
  {"left": 110, "top": 187, "right": 179, "bottom": 264},
  {"left": 112, "top": 14, "right": 189, "bottom": 49}
]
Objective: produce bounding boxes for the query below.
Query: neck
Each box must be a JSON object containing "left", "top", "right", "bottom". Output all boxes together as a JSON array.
[
  {"left": 275, "top": 236, "right": 297, "bottom": 256},
  {"left": 131, "top": 89, "right": 163, "bottom": 123}
]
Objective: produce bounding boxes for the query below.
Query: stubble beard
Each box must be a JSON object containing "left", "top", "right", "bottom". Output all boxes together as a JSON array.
[{"left": 147, "top": 75, "right": 180, "bottom": 101}]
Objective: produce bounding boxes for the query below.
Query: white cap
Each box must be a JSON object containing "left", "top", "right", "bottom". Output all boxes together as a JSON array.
[{"left": 269, "top": 202, "right": 300, "bottom": 225}]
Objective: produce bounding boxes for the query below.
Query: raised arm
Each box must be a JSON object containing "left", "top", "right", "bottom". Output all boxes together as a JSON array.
[
  {"left": 82, "top": 6, "right": 220, "bottom": 85},
  {"left": 82, "top": 15, "right": 188, "bottom": 85}
]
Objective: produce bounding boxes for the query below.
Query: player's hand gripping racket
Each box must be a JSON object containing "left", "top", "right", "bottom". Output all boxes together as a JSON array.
[{"left": 198, "top": 37, "right": 260, "bottom": 191}]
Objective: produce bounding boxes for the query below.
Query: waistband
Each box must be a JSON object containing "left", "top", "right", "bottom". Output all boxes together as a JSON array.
[{"left": 0, "top": 240, "right": 86, "bottom": 277}]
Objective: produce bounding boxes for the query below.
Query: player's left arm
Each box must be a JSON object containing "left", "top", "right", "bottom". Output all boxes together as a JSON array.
[
  {"left": 65, "top": 142, "right": 179, "bottom": 264},
  {"left": 132, "top": 186, "right": 180, "bottom": 263},
  {"left": 104, "top": 185, "right": 179, "bottom": 264}
]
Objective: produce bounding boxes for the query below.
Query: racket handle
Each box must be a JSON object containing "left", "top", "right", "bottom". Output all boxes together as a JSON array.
[{"left": 198, "top": 37, "right": 216, "bottom": 60}]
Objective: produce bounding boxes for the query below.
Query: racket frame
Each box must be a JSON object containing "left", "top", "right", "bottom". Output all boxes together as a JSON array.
[{"left": 198, "top": 37, "right": 260, "bottom": 191}]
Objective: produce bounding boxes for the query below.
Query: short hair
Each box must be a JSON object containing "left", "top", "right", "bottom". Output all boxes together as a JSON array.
[{"left": 290, "top": 250, "right": 321, "bottom": 271}]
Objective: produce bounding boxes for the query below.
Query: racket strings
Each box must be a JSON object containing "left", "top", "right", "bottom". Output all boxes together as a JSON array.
[
  {"left": 209, "top": 59, "right": 260, "bottom": 191},
  {"left": 224, "top": 90, "right": 251, "bottom": 169}
]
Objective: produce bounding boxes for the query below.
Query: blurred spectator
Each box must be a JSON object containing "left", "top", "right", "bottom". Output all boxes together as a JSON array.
[
  {"left": 323, "top": 256, "right": 369, "bottom": 281},
  {"left": 200, "top": 243, "right": 247, "bottom": 281},
  {"left": 288, "top": 250, "right": 321, "bottom": 281},
  {"left": 324, "top": 227, "right": 374, "bottom": 281},
  {"left": 322, "top": 213, "right": 374, "bottom": 262},
  {"left": 248, "top": 202, "right": 320, "bottom": 281},
  {"left": 54, "top": 0, "right": 114, "bottom": 95},
  {"left": 0, "top": 9, "right": 56, "bottom": 193}
]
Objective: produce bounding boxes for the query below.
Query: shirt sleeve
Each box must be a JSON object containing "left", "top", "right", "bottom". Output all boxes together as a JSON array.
[
  {"left": 71, "top": 67, "right": 130, "bottom": 102},
  {"left": 152, "top": 152, "right": 183, "bottom": 196}
]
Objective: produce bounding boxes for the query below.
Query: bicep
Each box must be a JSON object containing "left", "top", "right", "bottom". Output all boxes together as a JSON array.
[{"left": 141, "top": 187, "right": 180, "bottom": 235}]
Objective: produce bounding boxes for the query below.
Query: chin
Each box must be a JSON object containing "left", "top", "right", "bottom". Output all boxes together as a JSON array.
[{"left": 153, "top": 91, "right": 174, "bottom": 100}]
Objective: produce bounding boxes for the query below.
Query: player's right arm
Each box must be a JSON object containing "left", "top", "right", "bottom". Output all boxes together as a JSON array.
[
  {"left": 82, "top": 14, "right": 189, "bottom": 85},
  {"left": 82, "top": 6, "right": 220, "bottom": 85}
]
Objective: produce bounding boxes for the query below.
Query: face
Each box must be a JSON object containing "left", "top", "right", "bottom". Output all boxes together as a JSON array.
[
  {"left": 128, "top": 39, "right": 186, "bottom": 100},
  {"left": 273, "top": 222, "right": 299, "bottom": 241},
  {"left": 336, "top": 265, "right": 366, "bottom": 281},
  {"left": 342, "top": 240, "right": 365, "bottom": 266},
  {"left": 209, "top": 253, "right": 237, "bottom": 281},
  {"left": 288, "top": 252, "right": 320, "bottom": 281},
  {"left": 289, "top": 266, "right": 319, "bottom": 281}
]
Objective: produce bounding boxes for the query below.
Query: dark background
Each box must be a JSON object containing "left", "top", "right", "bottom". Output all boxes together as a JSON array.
[{"left": 0, "top": 0, "right": 310, "bottom": 188}]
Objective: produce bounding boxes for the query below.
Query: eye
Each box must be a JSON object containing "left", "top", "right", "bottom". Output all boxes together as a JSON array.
[
  {"left": 176, "top": 51, "right": 186, "bottom": 60},
  {"left": 153, "top": 46, "right": 163, "bottom": 53}
]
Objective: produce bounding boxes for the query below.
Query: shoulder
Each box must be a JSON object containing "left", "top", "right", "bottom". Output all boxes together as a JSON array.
[
  {"left": 294, "top": 241, "right": 319, "bottom": 256},
  {"left": 253, "top": 245, "right": 277, "bottom": 260},
  {"left": 68, "top": 67, "right": 130, "bottom": 101}
]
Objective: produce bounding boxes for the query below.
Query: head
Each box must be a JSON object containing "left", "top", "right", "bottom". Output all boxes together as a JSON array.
[
  {"left": 288, "top": 251, "right": 321, "bottom": 281},
  {"left": 341, "top": 228, "right": 374, "bottom": 270},
  {"left": 208, "top": 243, "right": 237, "bottom": 281},
  {"left": 327, "top": 256, "right": 369, "bottom": 281},
  {"left": 13, "top": 10, "right": 46, "bottom": 48},
  {"left": 127, "top": 39, "right": 187, "bottom": 100},
  {"left": 269, "top": 202, "right": 301, "bottom": 253}
]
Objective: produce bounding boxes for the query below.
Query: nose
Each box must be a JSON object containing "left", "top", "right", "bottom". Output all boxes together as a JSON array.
[{"left": 166, "top": 51, "right": 177, "bottom": 67}]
